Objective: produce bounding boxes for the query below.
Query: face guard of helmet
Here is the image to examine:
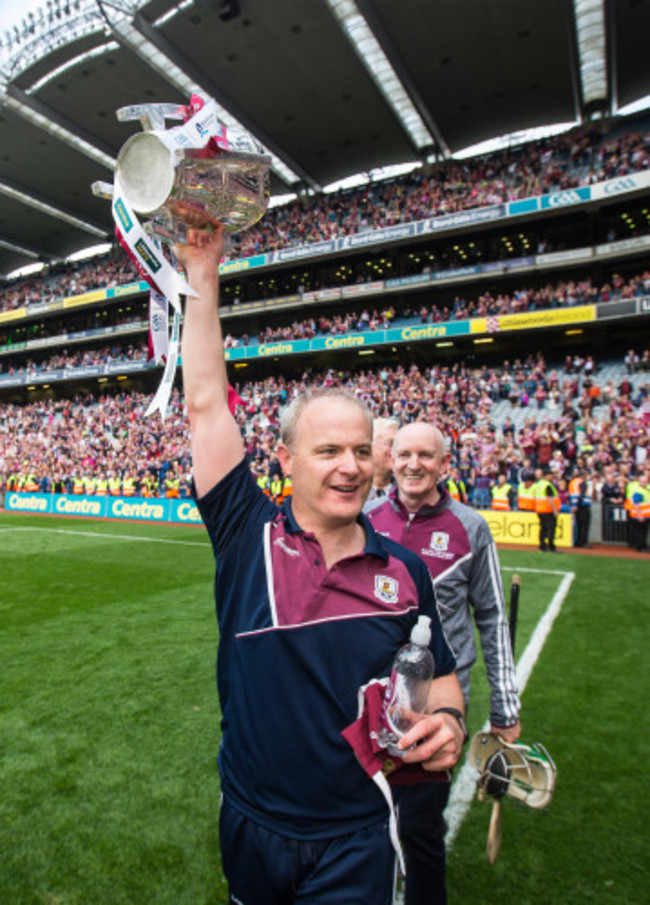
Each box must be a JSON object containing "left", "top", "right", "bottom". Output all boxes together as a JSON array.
[{"left": 469, "top": 732, "right": 556, "bottom": 810}]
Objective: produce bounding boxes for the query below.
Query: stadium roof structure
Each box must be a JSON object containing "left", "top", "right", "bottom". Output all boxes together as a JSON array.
[{"left": 0, "top": 0, "right": 649, "bottom": 278}]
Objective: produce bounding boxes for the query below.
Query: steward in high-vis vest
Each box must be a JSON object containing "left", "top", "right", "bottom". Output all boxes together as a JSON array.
[
  {"left": 516, "top": 469, "right": 536, "bottom": 511},
  {"left": 445, "top": 470, "right": 467, "bottom": 504},
  {"left": 491, "top": 476, "right": 513, "bottom": 511},
  {"left": 625, "top": 475, "right": 650, "bottom": 552},
  {"left": 534, "top": 470, "right": 560, "bottom": 552},
  {"left": 24, "top": 473, "right": 40, "bottom": 493},
  {"left": 165, "top": 476, "right": 180, "bottom": 498},
  {"left": 568, "top": 471, "right": 592, "bottom": 548},
  {"left": 270, "top": 475, "right": 283, "bottom": 502},
  {"left": 109, "top": 475, "right": 122, "bottom": 496},
  {"left": 280, "top": 476, "right": 293, "bottom": 500},
  {"left": 95, "top": 477, "right": 108, "bottom": 496},
  {"left": 72, "top": 476, "right": 85, "bottom": 495},
  {"left": 122, "top": 475, "right": 137, "bottom": 496}
]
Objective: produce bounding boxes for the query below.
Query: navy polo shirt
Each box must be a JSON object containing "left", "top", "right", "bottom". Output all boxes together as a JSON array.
[{"left": 196, "top": 457, "right": 456, "bottom": 840}]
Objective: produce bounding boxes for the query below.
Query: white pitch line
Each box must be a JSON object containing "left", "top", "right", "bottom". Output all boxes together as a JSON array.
[
  {"left": 0, "top": 525, "right": 211, "bottom": 547},
  {"left": 501, "top": 565, "right": 570, "bottom": 576},
  {"left": 445, "top": 569, "right": 575, "bottom": 848}
]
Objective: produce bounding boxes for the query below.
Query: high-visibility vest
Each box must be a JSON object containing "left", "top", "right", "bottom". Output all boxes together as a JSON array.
[
  {"left": 491, "top": 483, "right": 512, "bottom": 511},
  {"left": 257, "top": 474, "right": 271, "bottom": 497},
  {"left": 568, "top": 477, "right": 590, "bottom": 508},
  {"left": 123, "top": 477, "right": 136, "bottom": 496},
  {"left": 535, "top": 480, "right": 560, "bottom": 514},
  {"left": 626, "top": 482, "right": 650, "bottom": 520},
  {"left": 72, "top": 478, "right": 85, "bottom": 495},
  {"left": 641, "top": 489, "right": 650, "bottom": 520},
  {"left": 165, "top": 478, "right": 180, "bottom": 498},
  {"left": 281, "top": 477, "right": 293, "bottom": 499},
  {"left": 84, "top": 478, "right": 95, "bottom": 495},
  {"left": 270, "top": 477, "right": 283, "bottom": 499},
  {"left": 517, "top": 482, "right": 536, "bottom": 511},
  {"left": 109, "top": 478, "right": 122, "bottom": 496},
  {"left": 25, "top": 473, "right": 40, "bottom": 492},
  {"left": 446, "top": 479, "right": 466, "bottom": 502},
  {"left": 95, "top": 479, "right": 108, "bottom": 496}
]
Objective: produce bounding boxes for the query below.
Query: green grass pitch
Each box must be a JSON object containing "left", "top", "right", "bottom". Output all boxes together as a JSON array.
[{"left": 1, "top": 512, "right": 648, "bottom": 904}]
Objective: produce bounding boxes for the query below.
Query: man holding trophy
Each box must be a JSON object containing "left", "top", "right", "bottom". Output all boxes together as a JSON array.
[{"left": 97, "top": 97, "right": 466, "bottom": 903}]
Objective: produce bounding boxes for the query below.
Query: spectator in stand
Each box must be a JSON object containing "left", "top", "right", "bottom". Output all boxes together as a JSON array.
[{"left": 534, "top": 467, "right": 561, "bottom": 552}]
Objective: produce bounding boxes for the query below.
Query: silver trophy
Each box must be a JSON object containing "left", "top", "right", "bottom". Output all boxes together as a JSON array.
[{"left": 92, "top": 101, "right": 271, "bottom": 242}]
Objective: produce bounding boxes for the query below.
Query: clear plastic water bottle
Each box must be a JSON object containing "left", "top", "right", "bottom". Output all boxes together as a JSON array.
[{"left": 377, "top": 615, "right": 435, "bottom": 756}]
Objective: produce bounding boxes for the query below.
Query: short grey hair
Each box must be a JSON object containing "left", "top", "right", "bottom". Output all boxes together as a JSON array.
[
  {"left": 373, "top": 417, "right": 400, "bottom": 440},
  {"left": 280, "top": 388, "right": 373, "bottom": 451},
  {"left": 392, "top": 421, "right": 447, "bottom": 458}
]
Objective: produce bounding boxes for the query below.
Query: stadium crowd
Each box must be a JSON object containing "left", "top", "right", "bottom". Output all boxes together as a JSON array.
[
  {"left": 1, "top": 353, "right": 648, "bottom": 537},
  {"left": 231, "top": 123, "right": 650, "bottom": 258},
  {"left": 0, "top": 121, "right": 648, "bottom": 317},
  {"left": 2, "top": 269, "right": 649, "bottom": 365},
  {"left": 0, "top": 343, "right": 149, "bottom": 377}
]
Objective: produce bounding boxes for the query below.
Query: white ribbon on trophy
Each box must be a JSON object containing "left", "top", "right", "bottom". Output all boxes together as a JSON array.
[
  {"left": 110, "top": 176, "right": 191, "bottom": 420},
  {"left": 148, "top": 290, "right": 169, "bottom": 366},
  {"left": 145, "top": 307, "right": 181, "bottom": 419}
]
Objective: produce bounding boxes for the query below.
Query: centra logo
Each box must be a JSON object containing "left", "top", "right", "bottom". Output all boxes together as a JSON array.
[{"left": 114, "top": 199, "right": 133, "bottom": 232}]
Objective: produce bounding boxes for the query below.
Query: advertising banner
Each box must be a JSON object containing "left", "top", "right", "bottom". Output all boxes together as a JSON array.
[
  {"left": 5, "top": 492, "right": 572, "bottom": 543},
  {"left": 63, "top": 290, "right": 107, "bottom": 308},
  {"left": 340, "top": 223, "right": 416, "bottom": 248},
  {"left": 597, "top": 300, "right": 636, "bottom": 319},
  {"left": 595, "top": 234, "right": 650, "bottom": 257},
  {"left": 219, "top": 253, "right": 268, "bottom": 275},
  {"left": 479, "top": 510, "right": 572, "bottom": 548},
  {"left": 507, "top": 198, "right": 538, "bottom": 216},
  {"left": 536, "top": 247, "right": 593, "bottom": 265},
  {"left": 539, "top": 187, "right": 591, "bottom": 209},
  {"left": 385, "top": 273, "right": 431, "bottom": 289},
  {"left": 589, "top": 170, "right": 650, "bottom": 201},
  {"left": 107, "top": 281, "right": 149, "bottom": 298},
  {"left": 470, "top": 304, "right": 596, "bottom": 334},
  {"left": 3, "top": 492, "right": 203, "bottom": 526},
  {"left": 417, "top": 205, "right": 505, "bottom": 234},
  {"left": 0, "top": 308, "right": 26, "bottom": 324}
]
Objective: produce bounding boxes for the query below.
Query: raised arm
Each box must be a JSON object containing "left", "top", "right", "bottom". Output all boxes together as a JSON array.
[{"left": 174, "top": 228, "right": 245, "bottom": 498}]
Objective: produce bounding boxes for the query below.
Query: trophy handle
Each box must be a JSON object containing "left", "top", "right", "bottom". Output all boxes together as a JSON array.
[
  {"left": 91, "top": 180, "right": 114, "bottom": 200},
  {"left": 116, "top": 103, "right": 185, "bottom": 132}
]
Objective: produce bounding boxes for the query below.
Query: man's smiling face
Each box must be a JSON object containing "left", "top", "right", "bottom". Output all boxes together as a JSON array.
[
  {"left": 392, "top": 422, "right": 451, "bottom": 511},
  {"left": 279, "top": 396, "right": 373, "bottom": 531}
]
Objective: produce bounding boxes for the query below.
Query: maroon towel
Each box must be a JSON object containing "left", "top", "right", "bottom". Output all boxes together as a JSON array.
[{"left": 341, "top": 680, "right": 450, "bottom": 786}]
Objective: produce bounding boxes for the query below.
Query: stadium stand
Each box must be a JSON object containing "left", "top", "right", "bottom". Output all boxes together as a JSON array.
[{"left": 1, "top": 122, "right": 649, "bottom": 546}]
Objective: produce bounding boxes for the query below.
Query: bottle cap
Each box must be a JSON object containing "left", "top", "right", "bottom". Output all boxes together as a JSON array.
[{"left": 411, "top": 614, "right": 432, "bottom": 646}]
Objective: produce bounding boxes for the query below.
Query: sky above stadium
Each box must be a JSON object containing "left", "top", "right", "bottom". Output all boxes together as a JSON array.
[{"left": 0, "top": 1, "right": 43, "bottom": 38}]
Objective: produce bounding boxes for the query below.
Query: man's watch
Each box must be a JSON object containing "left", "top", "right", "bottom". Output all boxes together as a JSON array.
[{"left": 433, "top": 707, "right": 469, "bottom": 744}]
